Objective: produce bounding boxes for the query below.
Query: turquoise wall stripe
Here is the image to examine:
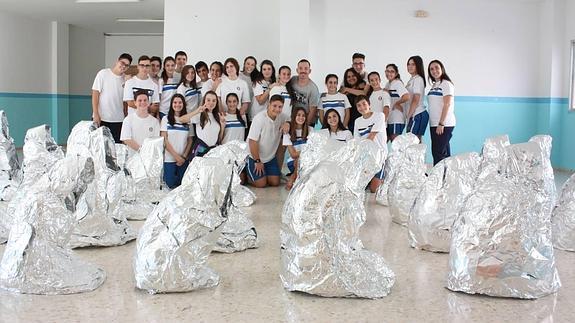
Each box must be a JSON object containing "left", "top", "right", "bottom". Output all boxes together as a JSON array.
[
  {"left": 0, "top": 92, "right": 90, "bottom": 100},
  {"left": 455, "top": 96, "right": 568, "bottom": 104}
]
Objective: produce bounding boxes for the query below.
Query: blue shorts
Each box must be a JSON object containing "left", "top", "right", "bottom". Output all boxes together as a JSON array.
[
  {"left": 247, "top": 157, "right": 281, "bottom": 182},
  {"left": 287, "top": 160, "right": 295, "bottom": 174},
  {"left": 407, "top": 110, "right": 429, "bottom": 136},
  {"left": 386, "top": 123, "right": 405, "bottom": 137}
]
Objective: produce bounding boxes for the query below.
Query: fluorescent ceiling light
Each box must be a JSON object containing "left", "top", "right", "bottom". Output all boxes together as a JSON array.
[
  {"left": 76, "top": 0, "right": 142, "bottom": 3},
  {"left": 104, "top": 33, "right": 163, "bottom": 36},
  {"left": 116, "top": 18, "right": 164, "bottom": 23}
]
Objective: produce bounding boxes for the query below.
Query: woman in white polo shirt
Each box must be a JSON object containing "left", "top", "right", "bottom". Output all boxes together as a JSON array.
[
  {"left": 249, "top": 60, "right": 276, "bottom": 122},
  {"left": 405, "top": 55, "right": 429, "bottom": 142},
  {"left": 427, "top": 59, "right": 456, "bottom": 165},
  {"left": 158, "top": 56, "right": 178, "bottom": 118},
  {"left": 176, "top": 65, "right": 201, "bottom": 113},
  {"left": 216, "top": 57, "right": 251, "bottom": 114},
  {"left": 385, "top": 64, "right": 410, "bottom": 141}
]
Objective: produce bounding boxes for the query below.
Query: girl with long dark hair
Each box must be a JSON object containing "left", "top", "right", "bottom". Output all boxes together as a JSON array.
[{"left": 427, "top": 60, "right": 456, "bottom": 165}]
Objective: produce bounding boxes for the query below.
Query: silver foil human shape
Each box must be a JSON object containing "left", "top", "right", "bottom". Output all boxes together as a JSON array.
[
  {"left": 529, "top": 135, "right": 556, "bottom": 215},
  {"left": 0, "top": 110, "right": 21, "bottom": 202},
  {"left": 66, "top": 121, "right": 136, "bottom": 248},
  {"left": 552, "top": 172, "right": 575, "bottom": 251},
  {"left": 119, "top": 136, "right": 167, "bottom": 220},
  {"left": 0, "top": 154, "right": 106, "bottom": 295},
  {"left": 376, "top": 133, "right": 420, "bottom": 205},
  {"left": 388, "top": 143, "right": 427, "bottom": 226},
  {"left": 281, "top": 136, "right": 395, "bottom": 298},
  {"left": 446, "top": 141, "right": 561, "bottom": 299},
  {"left": 133, "top": 157, "right": 233, "bottom": 293},
  {"left": 408, "top": 152, "right": 481, "bottom": 252}
]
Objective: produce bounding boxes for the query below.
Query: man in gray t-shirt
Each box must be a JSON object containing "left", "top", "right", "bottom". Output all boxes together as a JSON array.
[{"left": 290, "top": 59, "right": 320, "bottom": 126}]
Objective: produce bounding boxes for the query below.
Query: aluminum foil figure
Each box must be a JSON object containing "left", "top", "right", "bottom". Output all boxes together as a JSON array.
[
  {"left": 529, "top": 135, "right": 556, "bottom": 215},
  {"left": 552, "top": 173, "right": 575, "bottom": 251},
  {"left": 408, "top": 152, "right": 481, "bottom": 252},
  {"left": 66, "top": 121, "right": 136, "bottom": 248},
  {"left": 119, "top": 137, "right": 167, "bottom": 220},
  {"left": 134, "top": 157, "right": 233, "bottom": 293},
  {"left": 186, "top": 141, "right": 258, "bottom": 252},
  {"left": 446, "top": 141, "right": 561, "bottom": 299},
  {"left": 281, "top": 136, "right": 395, "bottom": 298},
  {"left": 0, "top": 110, "right": 21, "bottom": 202},
  {"left": 375, "top": 133, "right": 420, "bottom": 206},
  {"left": 388, "top": 144, "right": 427, "bottom": 226},
  {"left": 0, "top": 154, "right": 106, "bottom": 295}
]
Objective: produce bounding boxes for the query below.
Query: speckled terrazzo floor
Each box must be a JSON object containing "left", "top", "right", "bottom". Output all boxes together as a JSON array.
[{"left": 0, "top": 170, "right": 573, "bottom": 323}]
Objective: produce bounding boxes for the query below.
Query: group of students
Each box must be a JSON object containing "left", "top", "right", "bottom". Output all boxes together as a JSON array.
[{"left": 91, "top": 51, "right": 456, "bottom": 191}]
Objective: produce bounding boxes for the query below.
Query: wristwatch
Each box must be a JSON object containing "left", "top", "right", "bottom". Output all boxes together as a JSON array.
[
  {"left": 438, "top": 122, "right": 445, "bottom": 126},
  {"left": 254, "top": 158, "right": 261, "bottom": 163}
]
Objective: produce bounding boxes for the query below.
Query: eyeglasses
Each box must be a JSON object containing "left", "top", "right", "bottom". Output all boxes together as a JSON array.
[
  {"left": 119, "top": 61, "right": 130, "bottom": 68},
  {"left": 353, "top": 62, "right": 365, "bottom": 66},
  {"left": 138, "top": 64, "right": 151, "bottom": 68}
]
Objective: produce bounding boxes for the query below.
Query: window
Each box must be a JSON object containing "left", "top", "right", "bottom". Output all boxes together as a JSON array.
[{"left": 570, "top": 40, "right": 575, "bottom": 111}]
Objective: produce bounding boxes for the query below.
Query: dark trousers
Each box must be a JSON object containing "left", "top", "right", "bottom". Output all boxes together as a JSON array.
[
  {"left": 430, "top": 126, "right": 454, "bottom": 165},
  {"left": 100, "top": 121, "right": 123, "bottom": 143},
  {"left": 163, "top": 161, "right": 189, "bottom": 189}
]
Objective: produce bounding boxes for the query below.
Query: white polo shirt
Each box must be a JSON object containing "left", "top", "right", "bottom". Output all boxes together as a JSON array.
[
  {"left": 249, "top": 80, "right": 269, "bottom": 121},
  {"left": 406, "top": 75, "right": 427, "bottom": 116},
  {"left": 319, "top": 128, "right": 353, "bottom": 142},
  {"left": 159, "top": 77, "right": 179, "bottom": 115},
  {"left": 369, "top": 89, "right": 391, "bottom": 116},
  {"left": 160, "top": 116, "right": 193, "bottom": 162},
  {"left": 247, "top": 110, "right": 288, "bottom": 163},
  {"left": 386, "top": 79, "right": 408, "bottom": 124},
  {"left": 353, "top": 111, "right": 388, "bottom": 151},
  {"left": 215, "top": 76, "right": 251, "bottom": 112},
  {"left": 269, "top": 85, "right": 292, "bottom": 118},
  {"left": 123, "top": 76, "right": 160, "bottom": 115},
  {"left": 222, "top": 113, "right": 247, "bottom": 144},
  {"left": 190, "top": 113, "right": 221, "bottom": 147},
  {"left": 176, "top": 83, "right": 201, "bottom": 113},
  {"left": 92, "top": 68, "right": 125, "bottom": 123},
  {"left": 319, "top": 92, "right": 351, "bottom": 122},
  {"left": 428, "top": 80, "right": 456, "bottom": 127}
]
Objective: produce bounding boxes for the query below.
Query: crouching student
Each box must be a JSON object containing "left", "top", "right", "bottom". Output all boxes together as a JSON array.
[
  {"left": 176, "top": 90, "right": 224, "bottom": 158},
  {"left": 120, "top": 89, "right": 161, "bottom": 157},
  {"left": 161, "top": 94, "right": 193, "bottom": 188},
  {"left": 320, "top": 108, "right": 353, "bottom": 142},
  {"left": 246, "top": 94, "right": 289, "bottom": 188},
  {"left": 353, "top": 95, "right": 388, "bottom": 193},
  {"left": 283, "top": 107, "right": 313, "bottom": 189}
]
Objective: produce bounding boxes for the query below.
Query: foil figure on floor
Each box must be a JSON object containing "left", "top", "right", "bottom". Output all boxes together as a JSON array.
[
  {"left": 408, "top": 152, "right": 481, "bottom": 252},
  {"left": 375, "top": 133, "right": 420, "bottom": 206},
  {"left": 388, "top": 143, "right": 427, "bottom": 226},
  {"left": 0, "top": 110, "right": 21, "bottom": 202},
  {"left": 118, "top": 136, "right": 167, "bottom": 220},
  {"left": 281, "top": 134, "right": 395, "bottom": 298},
  {"left": 0, "top": 154, "right": 106, "bottom": 295},
  {"left": 133, "top": 157, "right": 233, "bottom": 293},
  {"left": 66, "top": 121, "right": 136, "bottom": 248},
  {"left": 552, "top": 172, "right": 575, "bottom": 251},
  {"left": 446, "top": 140, "right": 561, "bottom": 299}
]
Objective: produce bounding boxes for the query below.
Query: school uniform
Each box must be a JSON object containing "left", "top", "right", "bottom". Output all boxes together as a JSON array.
[
  {"left": 428, "top": 80, "right": 456, "bottom": 165},
  {"left": 319, "top": 92, "right": 351, "bottom": 126},
  {"left": 201, "top": 79, "right": 215, "bottom": 97},
  {"left": 406, "top": 75, "right": 429, "bottom": 136},
  {"left": 176, "top": 83, "right": 201, "bottom": 113},
  {"left": 249, "top": 80, "right": 269, "bottom": 121},
  {"left": 246, "top": 110, "right": 289, "bottom": 181},
  {"left": 160, "top": 116, "right": 192, "bottom": 188},
  {"left": 123, "top": 76, "right": 160, "bottom": 115},
  {"left": 386, "top": 79, "right": 408, "bottom": 137},
  {"left": 369, "top": 89, "right": 391, "bottom": 115},
  {"left": 215, "top": 76, "right": 251, "bottom": 112},
  {"left": 119, "top": 113, "right": 160, "bottom": 157},
  {"left": 159, "top": 78, "right": 179, "bottom": 117},
  {"left": 282, "top": 127, "right": 312, "bottom": 173},
  {"left": 354, "top": 111, "right": 388, "bottom": 179},
  {"left": 189, "top": 113, "right": 221, "bottom": 158},
  {"left": 91, "top": 68, "right": 125, "bottom": 143},
  {"left": 222, "top": 113, "right": 247, "bottom": 144},
  {"left": 319, "top": 128, "right": 353, "bottom": 142},
  {"left": 269, "top": 85, "right": 292, "bottom": 118}
]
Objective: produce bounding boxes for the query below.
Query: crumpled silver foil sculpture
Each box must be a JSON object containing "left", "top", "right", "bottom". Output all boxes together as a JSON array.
[
  {"left": 191, "top": 141, "right": 258, "bottom": 252},
  {"left": 0, "top": 110, "right": 21, "bottom": 202},
  {"left": 0, "top": 154, "right": 106, "bottom": 295},
  {"left": 119, "top": 137, "right": 167, "bottom": 220},
  {"left": 447, "top": 141, "right": 561, "bottom": 299},
  {"left": 375, "top": 133, "right": 420, "bottom": 206},
  {"left": 134, "top": 157, "right": 233, "bottom": 293},
  {"left": 408, "top": 152, "right": 481, "bottom": 252},
  {"left": 1, "top": 125, "right": 64, "bottom": 244},
  {"left": 388, "top": 144, "right": 427, "bottom": 226},
  {"left": 552, "top": 172, "right": 575, "bottom": 251},
  {"left": 281, "top": 133, "right": 395, "bottom": 298},
  {"left": 66, "top": 121, "right": 136, "bottom": 248},
  {"left": 529, "top": 135, "right": 556, "bottom": 215}
]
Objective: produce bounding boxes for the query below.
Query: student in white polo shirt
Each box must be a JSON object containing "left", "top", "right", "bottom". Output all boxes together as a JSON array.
[
  {"left": 405, "top": 55, "right": 429, "bottom": 142},
  {"left": 123, "top": 55, "right": 160, "bottom": 116},
  {"left": 201, "top": 61, "right": 223, "bottom": 97},
  {"left": 353, "top": 95, "right": 388, "bottom": 193},
  {"left": 384, "top": 63, "right": 410, "bottom": 141},
  {"left": 427, "top": 59, "right": 456, "bottom": 165},
  {"left": 120, "top": 89, "right": 161, "bottom": 157},
  {"left": 249, "top": 60, "right": 276, "bottom": 123},
  {"left": 269, "top": 65, "right": 295, "bottom": 119},
  {"left": 319, "top": 74, "right": 351, "bottom": 128},
  {"left": 320, "top": 108, "right": 353, "bottom": 142},
  {"left": 160, "top": 94, "right": 193, "bottom": 188},
  {"left": 91, "top": 52, "right": 132, "bottom": 143},
  {"left": 221, "top": 93, "right": 247, "bottom": 144},
  {"left": 176, "top": 65, "right": 201, "bottom": 113},
  {"left": 216, "top": 57, "right": 251, "bottom": 114},
  {"left": 283, "top": 107, "right": 312, "bottom": 190},
  {"left": 158, "top": 56, "right": 178, "bottom": 118},
  {"left": 367, "top": 71, "right": 391, "bottom": 119},
  {"left": 246, "top": 94, "right": 289, "bottom": 188}
]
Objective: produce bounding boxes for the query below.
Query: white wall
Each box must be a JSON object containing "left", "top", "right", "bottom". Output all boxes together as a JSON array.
[
  {"left": 69, "top": 25, "right": 105, "bottom": 95},
  {"left": 0, "top": 11, "right": 53, "bottom": 93},
  {"left": 563, "top": 0, "right": 575, "bottom": 98},
  {"left": 164, "top": 0, "right": 280, "bottom": 67},
  {"left": 105, "top": 35, "right": 163, "bottom": 67}
]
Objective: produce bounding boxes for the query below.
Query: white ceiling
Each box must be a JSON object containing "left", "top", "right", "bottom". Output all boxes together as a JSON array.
[{"left": 0, "top": 0, "right": 164, "bottom": 34}]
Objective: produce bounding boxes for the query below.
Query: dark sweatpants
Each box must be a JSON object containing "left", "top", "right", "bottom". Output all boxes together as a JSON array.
[
  {"left": 430, "top": 126, "right": 454, "bottom": 165},
  {"left": 100, "top": 121, "right": 123, "bottom": 143}
]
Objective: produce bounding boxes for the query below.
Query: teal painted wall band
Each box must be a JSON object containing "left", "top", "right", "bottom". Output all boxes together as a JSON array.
[{"left": 0, "top": 92, "right": 91, "bottom": 99}]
